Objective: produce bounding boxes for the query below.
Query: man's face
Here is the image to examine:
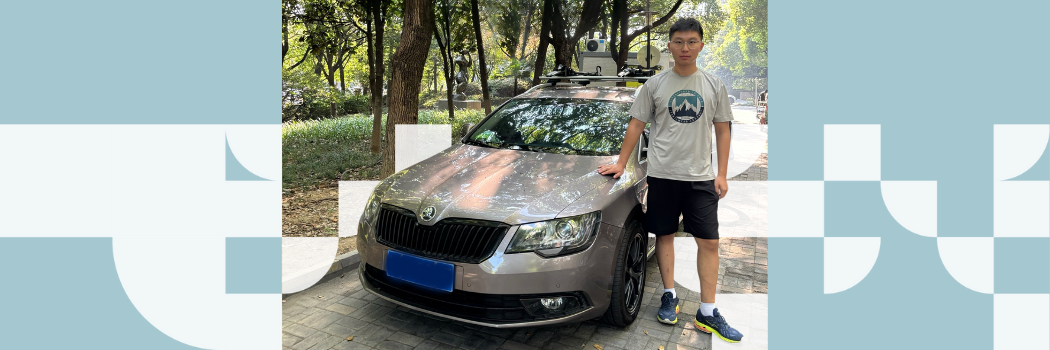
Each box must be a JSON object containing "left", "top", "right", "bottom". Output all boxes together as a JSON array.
[{"left": 667, "top": 30, "right": 704, "bottom": 67}]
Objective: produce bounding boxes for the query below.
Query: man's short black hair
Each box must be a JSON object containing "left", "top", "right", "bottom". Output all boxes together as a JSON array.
[{"left": 668, "top": 18, "right": 703, "bottom": 41}]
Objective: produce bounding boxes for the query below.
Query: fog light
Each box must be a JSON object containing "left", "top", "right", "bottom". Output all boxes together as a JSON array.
[
  {"left": 521, "top": 296, "right": 582, "bottom": 317},
  {"left": 540, "top": 297, "right": 563, "bottom": 310}
]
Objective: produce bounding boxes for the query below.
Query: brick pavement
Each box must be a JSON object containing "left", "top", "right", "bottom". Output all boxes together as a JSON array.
[{"left": 283, "top": 154, "right": 768, "bottom": 350}]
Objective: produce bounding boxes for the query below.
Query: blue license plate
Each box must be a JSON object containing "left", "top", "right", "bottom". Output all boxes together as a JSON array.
[{"left": 385, "top": 251, "right": 454, "bottom": 292}]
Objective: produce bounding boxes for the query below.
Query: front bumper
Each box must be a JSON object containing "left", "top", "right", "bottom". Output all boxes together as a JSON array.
[{"left": 357, "top": 221, "right": 622, "bottom": 328}]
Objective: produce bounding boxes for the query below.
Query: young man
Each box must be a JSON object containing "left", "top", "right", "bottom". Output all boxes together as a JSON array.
[{"left": 597, "top": 18, "right": 742, "bottom": 343}]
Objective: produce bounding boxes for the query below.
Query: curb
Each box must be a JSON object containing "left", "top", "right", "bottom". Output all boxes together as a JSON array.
[
  {"left": 283, "top": 250, "right": 361, "bottom": 299},
  {"left": 326, "top": 250, "right": 361, "bottom": 276},
  {"left": 320, "top": 250, "right": 361, "bottom": 283}
]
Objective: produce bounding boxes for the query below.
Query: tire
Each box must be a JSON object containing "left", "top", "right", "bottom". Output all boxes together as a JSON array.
[{"left": 601, "top": 219, "right": 647, "bottom": 327}]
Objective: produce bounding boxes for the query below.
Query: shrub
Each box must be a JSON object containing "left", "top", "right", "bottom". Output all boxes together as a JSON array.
[
  {"left": 418, "top": 109, "right": 486, "bottom": 140},
  {"left": 487, "top": 78, "right": 530, "bottom": 97},
  {"left": 283, "top": 69, "right": 372, "bottom": 121},
  {"left": 336, "top": 93, "right": 370, "bottom": 115}
]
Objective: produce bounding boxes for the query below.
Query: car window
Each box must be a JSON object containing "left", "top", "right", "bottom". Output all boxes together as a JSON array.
[{"left": 465, "top": 98, "right": 632, "bottom": 156}]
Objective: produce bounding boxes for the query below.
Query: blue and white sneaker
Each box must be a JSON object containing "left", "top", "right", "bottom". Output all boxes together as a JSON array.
[
  {"left": 657, "top": 292, "right": 679, "bottom": 324},
  {"left": 695, "top": 308, "right": 743, "bottom": 343}
]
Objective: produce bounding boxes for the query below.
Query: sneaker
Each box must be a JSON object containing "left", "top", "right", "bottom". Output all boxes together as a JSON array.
[
  {"left": 695, "top": 308, "right": 743, "bottom": 343},
  {"left": 656, "top": 292, "right": 679, "bottom": 324}
]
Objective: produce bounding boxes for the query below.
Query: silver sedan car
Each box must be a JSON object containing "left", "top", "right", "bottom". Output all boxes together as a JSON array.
[{"left": 357, "top": 83, "right": 655, "bottom": 328}]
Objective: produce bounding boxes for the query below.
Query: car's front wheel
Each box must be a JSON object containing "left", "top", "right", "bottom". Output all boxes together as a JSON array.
[{"left": 601, "top": 219, "right": 646, "bottom": 327}]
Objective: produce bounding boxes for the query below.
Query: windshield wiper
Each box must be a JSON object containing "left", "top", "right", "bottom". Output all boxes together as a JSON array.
[
  {"left": 464, "top": 139, "right": 500, "bottom": 148},
  {"left": 500, "top": 142, "right": 536, "bottom": 152},
  {"left": 531, "top": 143, "right": 605, "bottom": 156}
]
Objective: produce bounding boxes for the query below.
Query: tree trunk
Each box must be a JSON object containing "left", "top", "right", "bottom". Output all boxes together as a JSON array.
[
  {"left": 441, "top": 52, "right": 454, "bottom": 121},
  {"left": 613, "top": 0, "right": 684, "bottom": 72},
  {"left": 434, "top": 3, "right": 455, "bottom": 122},
  {"left": 547, "top": 0, "right": 602, "bottom": 71},
  {"left": 369, "top": 0, "right": 388, "bottom": 154},
  {"left": 365, "top": 5, "right": 380, "bottom": 153},
  {"left": 531, "top": 0, "right": 552, "bottom": 86},
  {"left": 282, "top": 8, "right": 289, "bottom": 60},
  {"left": 381, "top": 0, "right": 435, "bottom": 178},
  {"left": 470, "top": 0, "right": 491, "bottom": 114},
  {"left": 548, "top": 0, "right": 569, "bottom": 69},
  {"left": 518, "top": 0, "right": 534, "bottom": 62}
]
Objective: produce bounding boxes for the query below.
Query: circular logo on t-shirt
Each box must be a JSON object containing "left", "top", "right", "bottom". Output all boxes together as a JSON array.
[{"left": 667, "top": 89, "right": 705, "bottom": 123}]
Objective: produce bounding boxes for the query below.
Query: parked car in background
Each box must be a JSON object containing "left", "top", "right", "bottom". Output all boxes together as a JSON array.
[
  {"left": 757, "top": 90, "right": 768, "bottom": 124},
  {"left": 357, "top": 78, "right": 656, "bottom": 328}
]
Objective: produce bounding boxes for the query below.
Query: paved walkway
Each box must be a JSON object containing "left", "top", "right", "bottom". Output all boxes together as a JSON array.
[{"left": 282, "top": 153, "right": 769, "bottom": 350}]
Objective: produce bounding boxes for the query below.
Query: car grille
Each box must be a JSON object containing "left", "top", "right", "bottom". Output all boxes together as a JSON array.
[{"left": 375, "top": 204, "right": 510, "bottom": 264}]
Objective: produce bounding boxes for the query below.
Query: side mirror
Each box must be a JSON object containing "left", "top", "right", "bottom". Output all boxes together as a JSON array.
[
  {"left": 461, "top": 123, "right": 475, "bottom": 140},
  {"left": 639, "top": 128, "right": 650, "bottom": 161}
]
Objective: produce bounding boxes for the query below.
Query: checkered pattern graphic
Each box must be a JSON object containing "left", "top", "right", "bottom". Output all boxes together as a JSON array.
[{"left": 770, "top": 124, "right": 1050, "bottom": 349}]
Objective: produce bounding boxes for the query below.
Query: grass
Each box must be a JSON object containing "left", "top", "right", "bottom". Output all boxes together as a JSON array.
[{"left": 282, "top": 109, "right": 487, "bottom": 190}]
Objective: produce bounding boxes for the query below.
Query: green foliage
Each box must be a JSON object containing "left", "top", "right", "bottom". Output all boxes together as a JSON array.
[
  {"left": 418, "top": 89, "right": 444, "bottom": 109},
  {"left": 283, "top": 69, "right": 371, "bottom": 121},
  {"left": 487, "top": 78, "right": 529, "bottom": 97},
  {"left": 704, "top": 0, "right": 766, "bottom": 78},
  {"left": 727, "top": 0, "right": 767, "bottom": 53},
  {"left": 434, "top": 0, "right": 474, "bottom": 53},
  {"left": 490, "top": 0, "right": 522, "bottom": 58}
]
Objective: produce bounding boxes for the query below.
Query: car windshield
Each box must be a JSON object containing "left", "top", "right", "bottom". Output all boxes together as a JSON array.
[{"left": 464, "top": 98, "right": 632, "bottom": 156}]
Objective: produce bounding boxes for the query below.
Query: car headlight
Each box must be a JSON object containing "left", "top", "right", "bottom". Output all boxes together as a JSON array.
[
  {"left": 360, "top": 189, "right": 383, "bottom": 227},
  {"left": 506, "top": 211, "right": 601, "bottom": 257}
]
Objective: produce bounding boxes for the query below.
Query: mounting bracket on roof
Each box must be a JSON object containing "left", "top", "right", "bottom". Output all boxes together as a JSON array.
[
  {"left": 539, "top": 64, "right": 651, "bottom": 86},
  {"left": 543, "top": 65, "right": 601, "bottom": 86},
  {"left": 617, "top": 65, "right": 658, "bottom": 78}
]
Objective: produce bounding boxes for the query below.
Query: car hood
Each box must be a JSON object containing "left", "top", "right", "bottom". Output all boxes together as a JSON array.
[{"left": 381, "top": 144, "right": 616, "bottom": 225}]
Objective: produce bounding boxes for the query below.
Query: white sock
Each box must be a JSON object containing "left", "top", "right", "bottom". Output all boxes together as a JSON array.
[
  {"left": 700, "top": 302, "right": 715, "bottom": 317},
  {"left": 663, "top": 288, "right": 677, "bottom": 299}
]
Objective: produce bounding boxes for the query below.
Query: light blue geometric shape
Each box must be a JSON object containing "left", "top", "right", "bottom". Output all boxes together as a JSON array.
[
  {"left": 994, "top": 237, "right": 1050, "bottom": 294},
  {"left": 226, "top": 134, "right": 269, "bottom": 181},
  {"left": 0, "top": 238, "right": 204, "bottom": 349},
  {"left": 226, "top": 237, "right": 281, "bottom": 294},
  {"left": 0, "top": 1, "right": 276, "bottom": 124},
  {"left": 1008, "top": 139, "right": 1050, "bottom": 181},
  {"left": 770, "top": 234, "right": 993, "bottom": 349},
  {"left": 824, "top": 181, "right": 902, "bottom": 238}
]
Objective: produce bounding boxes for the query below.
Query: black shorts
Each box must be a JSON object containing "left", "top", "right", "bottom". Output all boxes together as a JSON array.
[{"left": 644, "top": 176, "right": 720, "bottom": 240}]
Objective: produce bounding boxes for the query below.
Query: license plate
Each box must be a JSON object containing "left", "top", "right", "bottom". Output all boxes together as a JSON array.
[{"left": 385, "top": 251, "right": 454, "bottom": 292}]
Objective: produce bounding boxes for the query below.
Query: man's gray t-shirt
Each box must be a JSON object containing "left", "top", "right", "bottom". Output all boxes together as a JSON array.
[{"left": 629, "top": 68, "right": 734, "bottom": 182}]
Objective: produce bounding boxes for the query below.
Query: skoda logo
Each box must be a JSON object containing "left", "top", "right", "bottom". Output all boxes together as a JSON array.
[{"left": 420, "top": 206, "right": 436, "bottom": 221}]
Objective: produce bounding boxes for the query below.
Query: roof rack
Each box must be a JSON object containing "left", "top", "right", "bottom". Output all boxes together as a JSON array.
[{"left": 539, "top": 65, "right": 657, "bottom": 86}]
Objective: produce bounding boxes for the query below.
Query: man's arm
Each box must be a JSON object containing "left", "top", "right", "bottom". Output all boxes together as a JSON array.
[
  {"left": 713, "top": 121, "right": 731, "bottom": 198},
  {"left": 597, "top": 118, "right": 646, "bottom": 179}
]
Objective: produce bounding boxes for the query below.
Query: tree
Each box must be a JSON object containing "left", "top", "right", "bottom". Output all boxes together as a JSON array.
[
  {"left": 381, "top": 0, "right": 435, "bottom": 177},
  {"left": 529, "top": 0, "right": 603, "bottom": 85},
  {"left": 704, "top": 0, "right": 766, "bottom": 95},
  {"left": 433, "top": 0, "right": 472, "bottom": 120},
  {"left": 727, "top": 0, "right": 766, "bottom": 55},
  {"left": 353, "top": 0, "right": 393, "bottom": 154},
  {"left": 486, "top": 0, "right": 540, "bottom": 94},
  {"left": 470, "top": 0, "right": 492, "bottom": 114},
  {"left": 530, "top": 0, "right": 553, "bottom": 85},
  {"left": 301, "top": 0, "right": 362, "bottom": 89},
  {"left": 283, "top": 0, "right": 294, "bottom": 61},
  {"left": 606, "top": 0, "right": 685, "bottom": 74},
  {"left": 547, "top": 0, "right": 604, "bottom": 70},
  {"left": 282, "top": 0, "right": 367, "bottom": 118}
]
